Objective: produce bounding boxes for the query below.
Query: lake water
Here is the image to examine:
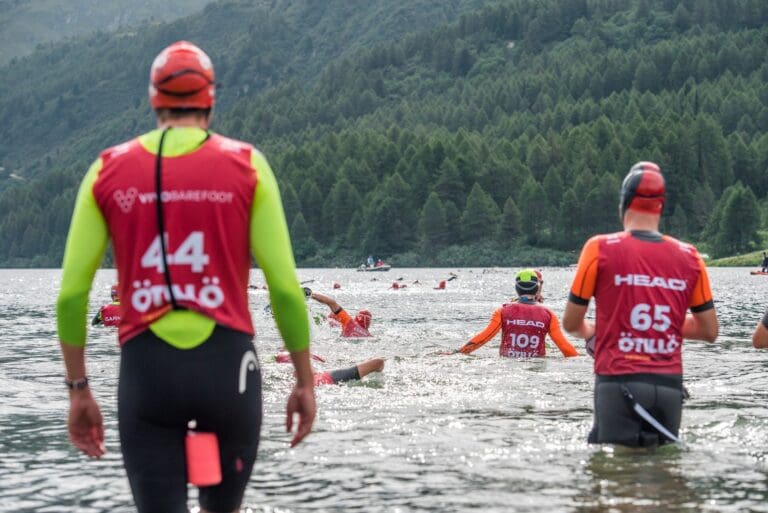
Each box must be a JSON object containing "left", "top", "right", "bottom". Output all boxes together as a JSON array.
[{"left": 1, "top": 267, "right": 767, "bottom": 512}]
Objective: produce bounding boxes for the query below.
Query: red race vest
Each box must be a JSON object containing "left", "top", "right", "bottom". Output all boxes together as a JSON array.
[
  {"left": 93, "top": 134, "right": 257, "bottom": 344},
  {"left": 593, "top": 232, "right": 703, "bottom": 375},
  {"left": 100, "top": 303, "right": 122, "bottom": 327},
  {"left": 500, "top": 302, "right": 552, "bottom": 357},
  {"left": 342, "top": 320, "right": 371, "bottom": 338}
]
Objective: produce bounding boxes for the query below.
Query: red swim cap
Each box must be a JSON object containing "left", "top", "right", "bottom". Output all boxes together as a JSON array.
[
  {"left": 355, "top": 310, "right": 372, "bottom": 329},
  {"left": 149, "top": 41, "right": 215, "bottom": 110},
  {"left": 620, "top": 161, "right": 665, "bottom": 218}
]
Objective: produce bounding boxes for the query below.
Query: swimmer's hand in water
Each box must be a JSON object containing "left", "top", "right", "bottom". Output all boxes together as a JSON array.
[{"left": 303, "top": 287, "right": 312, "bottom": 298}]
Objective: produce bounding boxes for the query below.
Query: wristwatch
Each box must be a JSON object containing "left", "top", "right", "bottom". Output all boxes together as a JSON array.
[{"left": 65, "top": 376, "right": 89, "bottom": 390}]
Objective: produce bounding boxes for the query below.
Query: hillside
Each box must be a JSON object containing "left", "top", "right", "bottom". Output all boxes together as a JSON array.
[
  {"left": 0, "top": 0, "right": 767, "bottom": 267},
  {"left": 0, "top": 0, "right": 212, "bottom": 65},
  {"left": 0, "top": 0, "right": 487, "bottom": 179}
]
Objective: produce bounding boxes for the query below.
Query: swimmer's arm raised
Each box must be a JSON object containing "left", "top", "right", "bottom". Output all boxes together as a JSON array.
[{"left": 309, "top": 291, "right": 342, "bottom": 313}]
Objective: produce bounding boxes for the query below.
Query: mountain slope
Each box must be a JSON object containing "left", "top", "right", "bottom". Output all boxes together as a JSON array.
[
  {"left": 1, "top": 0, "right": 767, "bottom": 266},
  {"left": 0, "top": 0, "right": 212, "bottom": 65},
  {"left": 0, "top": 0, "right": 486, "bottom": 179}
]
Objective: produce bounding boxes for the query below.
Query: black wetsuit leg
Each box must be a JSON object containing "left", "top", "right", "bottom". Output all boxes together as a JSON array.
[
  {"left": 589, "top": 374, "right": 682, "bottom": 447},
  {"left": 119, "top": 326, "right": 262, "bottom": 513},
  {"left": 328, "top": 366, "right": 360, "bottom": 384}
]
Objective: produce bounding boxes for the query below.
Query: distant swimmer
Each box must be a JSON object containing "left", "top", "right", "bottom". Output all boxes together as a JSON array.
[
  {"left": 447, "top": 269, "right": 578, "bottom": 358},
  {"left": 562, "top": 161, "right": 718, "bottom": 447},
  {"left": 434, "top": 274, "right": 458, "bottom": 290},
  {"left": 308, "top": 289, "right": 372, "bottom": 337},
  {"left": 91, "top": 284, "right": 121, "bottom": 327},
  {"left": 275, "top": 350, "right": 384, "bottom": 385},
  {"left": 762, "top": 252, "right": 768, "bottom": 273}
]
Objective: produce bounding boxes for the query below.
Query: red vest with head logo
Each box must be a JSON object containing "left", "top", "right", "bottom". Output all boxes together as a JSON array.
[
  {"left": 92, "top": 134, "right": 257, "bottom": 344},
  {"left": 593, "top": 232, "right": 702, "bottom": 375},
  {"left": 100, "top": 303, "right": 122, "bottom": 327},
  {"left": 500, "top": 302, "right": 551, "bottom": 357}
]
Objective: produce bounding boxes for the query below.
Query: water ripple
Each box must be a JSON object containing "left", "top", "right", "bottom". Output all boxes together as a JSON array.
[{"left": 1, "top": 268, "right": 767, "bottom": 511}]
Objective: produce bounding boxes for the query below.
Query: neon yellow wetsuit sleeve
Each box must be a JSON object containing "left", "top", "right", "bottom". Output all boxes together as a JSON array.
[
  {"left": 56, "top": 160, "right": 110, "bottom": 346},
  {"left": 249, "top": 150, "right": 309, "bottom": 352}
]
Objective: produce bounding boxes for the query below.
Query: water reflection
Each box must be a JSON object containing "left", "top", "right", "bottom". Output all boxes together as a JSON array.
[{"left": 575, "top": 447, "right": 703, "bottom": 513}]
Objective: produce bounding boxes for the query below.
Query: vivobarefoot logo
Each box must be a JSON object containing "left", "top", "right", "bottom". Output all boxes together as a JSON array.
[{"left": 113, "top": 188, "right": 139, "bottom": 213}]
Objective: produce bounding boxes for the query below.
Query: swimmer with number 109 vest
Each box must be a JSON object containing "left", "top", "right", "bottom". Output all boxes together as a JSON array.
[{"left": 445, "top": 269, "right": 578, "bottom": 358}]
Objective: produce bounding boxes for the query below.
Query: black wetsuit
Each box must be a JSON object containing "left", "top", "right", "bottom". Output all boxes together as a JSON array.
[
  {"left": 588, "top": 374, "right": 683, "bottom": 447},
  {"left": 328, "top": 366, "right": 360, "bottom": 383},
  {"left": 119, "top": 326, "right": 262, "bottom": 513}
]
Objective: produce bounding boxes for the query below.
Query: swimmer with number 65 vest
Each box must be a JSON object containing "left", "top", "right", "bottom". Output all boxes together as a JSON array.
[
  {"left": 447, "top": 269, "right": 578, "bottom": 358},
  {"left": 562, "top": 161, "right": 718, "bottom": 448}
]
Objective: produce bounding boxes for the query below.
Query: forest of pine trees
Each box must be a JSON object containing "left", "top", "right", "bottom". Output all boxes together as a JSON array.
[{"left": 0, "top": 0, "right": 767, "bottom": 266}]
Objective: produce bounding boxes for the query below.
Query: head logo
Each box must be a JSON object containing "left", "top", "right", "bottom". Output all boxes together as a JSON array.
[{"left": 113, "top": 188, "right": 138, "bottom": 213}]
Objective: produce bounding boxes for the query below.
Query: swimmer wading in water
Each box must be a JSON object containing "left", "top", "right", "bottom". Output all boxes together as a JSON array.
[
  {"left": 562, "top": 161, "right": 718, "bottom": 448},
  {"left": 56, "top": 40, "right": 315, "bottom": 513},
  {"left": 447, "top": 269, "right": 578, "bottom": 358}
]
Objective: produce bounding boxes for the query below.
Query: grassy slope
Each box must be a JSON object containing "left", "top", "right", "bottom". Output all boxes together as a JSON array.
[{"left": 707, "top": 251, "right": 764, "bottom": 267}]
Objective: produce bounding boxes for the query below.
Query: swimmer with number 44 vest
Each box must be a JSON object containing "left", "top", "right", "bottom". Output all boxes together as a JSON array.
[
  {"left": 56, "top": 41, "right": 315, "bottom": 513},
  {"left": 562, "top": 161, "right": 718, "bottom": 448},
  {"left": 447, "top": 269, "right": 578, "bottom": 358}
]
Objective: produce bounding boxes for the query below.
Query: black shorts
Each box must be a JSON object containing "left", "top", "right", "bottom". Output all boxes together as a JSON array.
[
  {"left": 589, "top": 373, "right": 683, "bottom": 448},
  {"left": 328, "top": 365, "right": 360, "bottom": 383},
  {"left": 118, "top": 326, "right": 262, "bottom": 513}
]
